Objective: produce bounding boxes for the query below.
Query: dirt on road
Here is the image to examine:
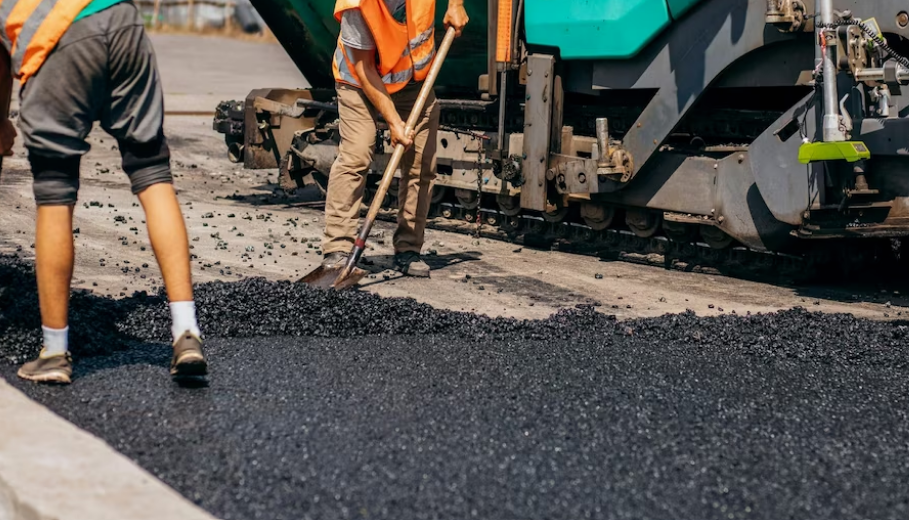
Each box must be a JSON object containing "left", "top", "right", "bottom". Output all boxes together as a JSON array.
[
  {"left": 0, "top": 33, "right": 905, "bottom": 322},
  {"left": 0, "top": 114, "right": 905, "bottom": 322}
]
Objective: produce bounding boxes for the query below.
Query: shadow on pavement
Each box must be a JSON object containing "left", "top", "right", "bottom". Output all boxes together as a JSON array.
[{"left": 354, "top": 251, "right": 482, "bottom": 289}]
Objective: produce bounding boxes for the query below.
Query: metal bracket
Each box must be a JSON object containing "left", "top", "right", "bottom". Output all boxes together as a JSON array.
[
  {"left": 593, "top": 118, "right": 634, "bottom": 186},
  {"left": 253, "top": 97, "right": 338, "bottom": 118},
  {"left": 520, "top": 54, "right": 554, "bottom": 212},
  {"left": 765, "top": 0, "right": 808, "bottom": 32}
]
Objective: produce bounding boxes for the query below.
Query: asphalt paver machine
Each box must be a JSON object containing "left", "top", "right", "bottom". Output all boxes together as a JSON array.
[{"left": 214, "top": 0, "right": 909, "bottom": 272}]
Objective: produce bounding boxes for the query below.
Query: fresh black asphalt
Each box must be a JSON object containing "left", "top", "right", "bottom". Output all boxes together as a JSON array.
[{"left": 2, "top": 255, "right": 909, "bottom": 520}]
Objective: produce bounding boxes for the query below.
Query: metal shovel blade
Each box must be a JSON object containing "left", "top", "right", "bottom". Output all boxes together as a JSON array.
[{"left": 298, "top": 264, "right": 368, "bottom": 290}]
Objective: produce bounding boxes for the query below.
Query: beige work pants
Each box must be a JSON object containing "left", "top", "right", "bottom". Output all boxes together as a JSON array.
[{"left": 322, "top": 82, "right": 440, "bottom": 255}]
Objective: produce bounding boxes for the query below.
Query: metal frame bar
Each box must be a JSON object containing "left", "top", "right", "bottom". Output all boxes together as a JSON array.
[{"left": 521, "top": 54, "right": 554, "bottom": 211}]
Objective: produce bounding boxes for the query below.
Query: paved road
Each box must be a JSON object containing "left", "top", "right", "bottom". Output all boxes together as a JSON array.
[
  {"left": 3, "top": 274, "right": 909, "bottom": 520},
  {"left": 8, "top": 33, "right": 307, "bottom": 114},
  {"left": 149, "top": 33, "right": 309, "bottom": 112}
]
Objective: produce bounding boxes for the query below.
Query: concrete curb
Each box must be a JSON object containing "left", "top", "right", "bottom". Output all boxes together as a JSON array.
[{"left": 0, "top": 378, "right": 219, "bottom": 520}]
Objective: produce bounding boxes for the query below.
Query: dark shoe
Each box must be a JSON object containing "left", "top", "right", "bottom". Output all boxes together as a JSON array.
[
  {"left": 171, "top": 331, "right": 207, "bottom": 377},
  {"left": 393, "top": 251, "right": 431, "bottom": 278},
  {"left": 321, "top": 251, "right": 349, "bottom": 268},
  {"left": 17, "top": 350, "right": 73, "bottom": 384}
]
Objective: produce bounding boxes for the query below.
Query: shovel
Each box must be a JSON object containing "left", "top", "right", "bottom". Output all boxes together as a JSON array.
[{"left": 301, "top": 26, "right": 458, "bottom": 290}]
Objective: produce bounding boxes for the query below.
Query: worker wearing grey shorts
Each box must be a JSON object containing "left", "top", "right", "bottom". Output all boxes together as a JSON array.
[{"left": 2, "top": 0, "right": 206, "bottom": 384}]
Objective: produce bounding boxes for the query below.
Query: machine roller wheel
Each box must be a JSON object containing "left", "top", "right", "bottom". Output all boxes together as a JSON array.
[
  {"left": 663, "top": 221, "right": 698, "bottom": 243},
  {"left": 386, "top": 179, "right": 400, "bottom": 209},
  {"left": 455, "top": 189, "right": 479, "bottom": 210},
  {"left": 430, "top": 185, "right": 447, "bottom": 204},
  {"left": 496, "top": 194, "right": 522, "bottom": 216},
  {"left": 527, "top": 218, "right": 547, "bottom": 234},
  {"left": 572, "top": 226, "right": 598, "bottom": 243},
  {"left": 541, "top": 202, "right": 569, "bottom": 223},
  {"left": 649, "top": 238, "right": 668, "bottom": 255},
  {"left": 625, "top": 209, "right": 661, "bottom": 238},
  {"left": 580, "top": 203, "right": 615, "bottom": 231},
  {"left": 501, "top": 217, "right": 521, "bottom": 234},
  {"left": 700, "top": 225, "right": 735, "bottom": 250},
  {"left": 362, "top": 184, "right": 376, "bottom": 207}
]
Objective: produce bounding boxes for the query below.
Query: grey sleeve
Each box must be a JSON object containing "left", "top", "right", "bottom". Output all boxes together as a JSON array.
[{"left": 340, "top": 9, "right": 377, "bottom": 51}]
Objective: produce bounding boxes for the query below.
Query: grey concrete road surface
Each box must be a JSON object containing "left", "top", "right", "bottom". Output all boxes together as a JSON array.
[
  {"left": 0, "top": 34, "right": 905, "bottom": 321},
  {"left": 0, "top": 114, "right": 905, "bottom": 320},
  {"left": 150, "top": 33, "right": 309, "bottom": 112},
  {"left": 0, "top": 31, "right": 906, "bottom": 323}
]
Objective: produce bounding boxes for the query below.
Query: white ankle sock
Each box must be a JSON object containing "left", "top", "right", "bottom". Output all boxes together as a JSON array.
[
  {"left": 42, "top": 326, "right": 69, "bottom": 356},
  {"left": 169, "top": 301, "right": 201, "bottom": 342}
]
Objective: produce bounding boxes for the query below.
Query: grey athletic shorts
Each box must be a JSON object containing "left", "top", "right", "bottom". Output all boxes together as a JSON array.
[{"left": 18, "top": 1, "right": 172, "bottom": 206}]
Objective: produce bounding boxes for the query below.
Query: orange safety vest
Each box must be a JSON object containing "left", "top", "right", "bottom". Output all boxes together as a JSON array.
[
  {"left": 332, "top": 0, "right": 435, "bottom": 94},
  {"left": 0, "top": 0, "right": 93, "bottom": 84}
]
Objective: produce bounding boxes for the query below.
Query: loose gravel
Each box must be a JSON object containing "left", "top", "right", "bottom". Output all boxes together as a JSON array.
[{"left": 3, "top": 254, "right": 909, "bottom": 520}]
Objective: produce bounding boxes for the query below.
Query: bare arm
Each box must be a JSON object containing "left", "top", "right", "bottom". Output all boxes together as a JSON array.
[{"left": 349, "top": 47, "right": 413, "bottom": 147}]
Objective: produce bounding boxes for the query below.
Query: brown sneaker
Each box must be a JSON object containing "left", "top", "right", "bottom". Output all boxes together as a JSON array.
[
  {"left": 321, "top": 251, "right": 349, "bottom": 268},
  {"left": 170, "top": 331, "right": 207, "bottom": 377},
  {"left": 393, "top": 251, "right": 431, "bottom": 278},
  {"left": 17, "top": 350, "right": 73, "bottom": 384}
]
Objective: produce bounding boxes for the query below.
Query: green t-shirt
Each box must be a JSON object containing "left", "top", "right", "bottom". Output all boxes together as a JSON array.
[{"left": 74, "top": 0, "right": 127, "bottom": 22}]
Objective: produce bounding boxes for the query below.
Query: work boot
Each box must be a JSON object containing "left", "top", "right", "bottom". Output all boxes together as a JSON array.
[
  {"left": 171, "top": 331, "right": 207, "bottom": 377},
  {"left": 393, "top": 251, "right": 431, "bottom": 278},
  {"left": 321, "top": 251, "right": 349, "bottom": 268},
  {"left": 17, "top": 349, "right": 73, "bottom": 384}
]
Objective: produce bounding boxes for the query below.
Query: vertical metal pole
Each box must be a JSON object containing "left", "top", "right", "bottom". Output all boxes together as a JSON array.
[
  {"left": 820, "top": 0, "right": 845, "bottom": 141},
  {"left": 595, "top": 118, "right": 610, "bottom": 168},
  {"left": 511, "top": 0, "right": 524, "bottom": 68},
  {"left": 520, "top": 54, "right": 554, "bottom": 212},
  {"left": 497, "top": 72, "right": 507, "bottom": 152}
]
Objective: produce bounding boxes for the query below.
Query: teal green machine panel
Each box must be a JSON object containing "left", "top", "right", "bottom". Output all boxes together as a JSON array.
[
  {"left": 524, "top": 0, "right": 671, "bottom": 59},
  {"left": 524, "top": 0, "right": 707, "bottom": 60},
  {"left": 247, "top": 0, "right": 490, "bottom": 90},
  {"left": 667, "top": 0, "right": 704, "bottom": 18}
]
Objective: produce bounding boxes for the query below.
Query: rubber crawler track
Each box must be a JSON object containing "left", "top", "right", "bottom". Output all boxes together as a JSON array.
[{"left": 365, "top": 189, "right": 902, "bottom": 285}]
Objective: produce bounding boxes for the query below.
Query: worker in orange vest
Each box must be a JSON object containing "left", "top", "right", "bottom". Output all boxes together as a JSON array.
[
  {"left": 2, "top": 0, "right": 206, "bottom": 384},
  {"left": 321, "top": 0, "right": 468, "bottom": 278}
]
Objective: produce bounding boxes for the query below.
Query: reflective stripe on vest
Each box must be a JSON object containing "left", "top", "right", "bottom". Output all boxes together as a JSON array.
[
  {"left": 381, "top": 65, "right": 412, "bottom": 85},
  {"left": 333, "top": 39, "right": 422, "bottom": 93},
  {"left": 0, "top": 0, "right": 93, "bottom": 83},
  {"left": 332, "top": 0, "right": 435, "bottom": 94},
  {"left": 409, "top": 26, "right": 434, "bottom": 72},
  {"left": 333, "top": 46, "right": 358, "bottom": 85}
]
